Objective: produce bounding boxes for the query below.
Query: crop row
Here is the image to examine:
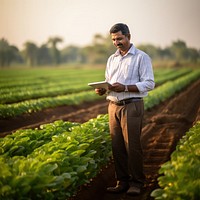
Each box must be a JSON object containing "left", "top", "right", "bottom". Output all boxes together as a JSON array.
[
  {"left": 153, "top": 68, "right": 192, "bottom": 85},
  {"left": 0, "top": 91, "right": 102, "bottom": 118},
  {"left": 0, "top": 120, "right": 80, "bottom": 157},
  {"left": 0, "top": 83, "right": 91, "bottom": 104},
  {"left": 0, "top": 70, "right": 199, "bottom": 119},
  {"left": 151, "top": 121, "right": 200, "bottom": 200},
  {"left": 0, "top": 115, "right": 111, "bottom": 199},
  {"left": 0, "top": 69, "right": 199, "bottom": 198},
  {"left": 144, "top": 69, "right": 200, "bottom": 110},
  {"left": 0, "top": 71, "right": 104, "bottom": 104},
  {"left": 0, "top": 67, "right": 104, "bottom": 87},
  {"left": 0, "top": 68, "right": 191, "bottom": 104},
  {"left": 0, "top": 74, "right": 102, "bottom": 95}
]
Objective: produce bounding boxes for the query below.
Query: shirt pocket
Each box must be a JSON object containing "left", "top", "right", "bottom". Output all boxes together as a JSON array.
[{"left": 123, "top": 64, "right": 130, "bottom": 79}]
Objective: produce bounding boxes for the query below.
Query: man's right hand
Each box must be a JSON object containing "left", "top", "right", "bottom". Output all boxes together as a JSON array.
[{"left": 95, "top": 88, "right": 107, "bottom": 96}]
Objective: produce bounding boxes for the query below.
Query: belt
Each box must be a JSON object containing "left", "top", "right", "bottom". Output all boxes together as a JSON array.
[{"left": 110, "top": 97, "right": 142, "bottom": 106}]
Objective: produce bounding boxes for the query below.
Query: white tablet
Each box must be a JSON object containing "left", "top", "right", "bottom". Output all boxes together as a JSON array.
[{"left": 88, "top": 81, "right": 111, "bottom": 90}]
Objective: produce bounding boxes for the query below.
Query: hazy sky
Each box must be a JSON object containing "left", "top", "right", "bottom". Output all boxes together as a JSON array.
[{"left": 0, "top": 0, "right": 200, "bottom": 49}]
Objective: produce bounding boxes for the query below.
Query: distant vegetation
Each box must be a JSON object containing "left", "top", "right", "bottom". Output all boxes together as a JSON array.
[{"left": 0, "top": 34, "right": 199, "bottom": 67}]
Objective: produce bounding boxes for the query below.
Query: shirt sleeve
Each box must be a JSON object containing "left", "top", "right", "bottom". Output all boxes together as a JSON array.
[{"left": 135, "top": 54, "right": 155, "bottom": 93}]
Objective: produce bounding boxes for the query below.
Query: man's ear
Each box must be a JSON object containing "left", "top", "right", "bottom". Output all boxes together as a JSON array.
[{"left": 127, "top": 34, "right": 131, "bottom": 40}]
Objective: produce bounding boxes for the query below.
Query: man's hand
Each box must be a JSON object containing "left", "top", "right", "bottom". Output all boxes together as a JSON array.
[
  {"left": 95, "top": 88, "right": 107, "bottom": 96},
  {"left": 109, "top": 82, "right": 125, "bottom": 92}
]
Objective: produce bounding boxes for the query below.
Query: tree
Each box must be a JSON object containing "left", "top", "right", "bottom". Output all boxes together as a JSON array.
[
  {"left": 47, "top": 37, "right": 63, "bottom": 65},
  {"left": 61, "top": 45, "right": 82, "bottom": 63},
  {"left": 159, "top": 47, "right": 173, "bottom": 60},
  {"left": 170, "top": 40, "right": 188, "bottom": 62},
  {"left": 37, "top": 44, "right": 51, "bottom": 65},
  {"left": 81, "top": 34, "right": 115, "bottom": 64},
  {"left": 186, "top": 48, "right": 199, "bottom": 63},
  {"left": 0, "top": 38, "right": 10, "bottom": 67},
  {"left": 0, "top": 38, "right": 21, "bottom": 67},
  {"left": 137, "top": 44, "right": 161, "bottom": 59},
  {"left": 23, "top": 42, "right": 38, "bottom": 66}
]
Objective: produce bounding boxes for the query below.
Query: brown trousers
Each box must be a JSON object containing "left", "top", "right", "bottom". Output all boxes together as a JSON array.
[{"left": 108, "top": 100, "right": 145, "bottom": 187}]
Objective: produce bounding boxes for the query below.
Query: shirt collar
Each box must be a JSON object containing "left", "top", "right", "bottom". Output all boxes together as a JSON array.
[{"left": 114, "top": 43, "right": 136, "bottom": 57}]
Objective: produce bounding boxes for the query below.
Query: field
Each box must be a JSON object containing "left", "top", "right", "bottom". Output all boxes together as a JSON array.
[{"left": 0, "top": 66, "right": 200, "bottom": 200}]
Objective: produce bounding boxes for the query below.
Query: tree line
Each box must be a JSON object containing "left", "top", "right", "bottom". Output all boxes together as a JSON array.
[{"left": 0, "top": 34, "right": 199, "bottom": 67}]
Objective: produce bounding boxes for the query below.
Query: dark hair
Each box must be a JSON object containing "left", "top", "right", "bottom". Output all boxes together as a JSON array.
[{"left": 109, "top": 23, "right": 130, "bottom": 35}]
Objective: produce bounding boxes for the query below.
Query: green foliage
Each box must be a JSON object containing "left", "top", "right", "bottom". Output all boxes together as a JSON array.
[
  {"left": 0, "top": 120, "right": 79, "bottom": 157},
  {"left": 0, "top": 67, "right": 198, "bottom": 118},
  {"left": 0, "top": 67, "right": 200, "bottom": 199},
  {"left": 0, "top": 67, "right": 105, "bottom": 118},
  {"left": 145, "top": 69, "right": 200, "bottom": 109},
  {"left": 48, "top": 37, "right": 63, "bottom": 65},
  {"left": 23, "top": 42, "right": 38, "bottom": 66},
  {"left": 0, "top": 90, "right": 103, "bottom": 118},
  {"left": 0, "top": 67, "right": 104, "bottom": 99},
  {"left": 0, "top": 38, "right": 22, "bottom": 67},
  {"left": 151, "top": 121, "right": 200, "bottom": 200},
  {"left": 0, "top": 114, "right": 111, "bottom": 199},
  {"left": 154, "top": 68, "right": 192, "bottom": 85},
  {"left": 1, "top": 35, "right": 199, "bottom": 67}
]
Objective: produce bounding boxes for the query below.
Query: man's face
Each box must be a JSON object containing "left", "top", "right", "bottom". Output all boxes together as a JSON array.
[{"left": 111, "top": 31, "right": 130, "bottom": 52}]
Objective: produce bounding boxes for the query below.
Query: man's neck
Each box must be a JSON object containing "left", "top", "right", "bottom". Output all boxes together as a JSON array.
[{"left": 120, "top": 44, "right": 132, "bottom": 56}]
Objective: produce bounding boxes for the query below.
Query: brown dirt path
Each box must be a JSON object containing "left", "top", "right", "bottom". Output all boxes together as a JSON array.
[{"left": 0, "top": 80, "right": 200, "bottom": 200}]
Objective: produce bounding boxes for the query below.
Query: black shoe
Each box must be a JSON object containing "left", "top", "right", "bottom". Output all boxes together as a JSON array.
[
  {"left": 126, "top": 186, "right": 141, "bottom": 195},
  {"left": 107, "top": 181, "right": 129, "bottom": 193}
]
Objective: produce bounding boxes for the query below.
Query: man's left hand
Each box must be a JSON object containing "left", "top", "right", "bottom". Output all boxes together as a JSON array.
[{"left": 109, "top": 82, "right": 125, "bottom": 93}]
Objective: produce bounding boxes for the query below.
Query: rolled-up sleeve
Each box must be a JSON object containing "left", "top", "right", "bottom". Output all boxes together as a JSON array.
[{"left": 135, "top": 54, "right": 155, "bottom": 93}]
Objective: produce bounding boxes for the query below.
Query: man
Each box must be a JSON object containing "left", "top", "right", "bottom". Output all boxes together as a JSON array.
[{"left": 95, "top": 23, "right": 155, "bottom": 195}]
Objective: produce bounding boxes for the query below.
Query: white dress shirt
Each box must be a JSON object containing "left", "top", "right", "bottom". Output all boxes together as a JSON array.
[{"left": 106, "top": 44, "right": 155, "bottom": 102}]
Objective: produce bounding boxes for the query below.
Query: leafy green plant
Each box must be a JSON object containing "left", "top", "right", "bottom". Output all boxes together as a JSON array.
[
  {"left": 0, "top": 115, "right": 111, "bottom": 199},
  {"left": 151, "top": 121, "right": 200, "bottom": 200},
  {"left": 1, "top": 69, "right": 199, "bottom": 119},
  {"left": 144, "top": 70, "right": 200, "bottom": 110},
  {"left": 0, "top": 91, "right": 103, "bottom": 118},
  {"left": 0, "top": 120, "right": 79, "bottom": 157}
]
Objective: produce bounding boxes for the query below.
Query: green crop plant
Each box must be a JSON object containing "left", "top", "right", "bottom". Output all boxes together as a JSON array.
[
  {"left": 151, "top": 121, "right": 200, "bottom": 200},
  {"left": 0, "top": 115, "right": 111, "bottom": 199},
  {"left": 1, "top": 69, "right": 199, "bottom": 119}
]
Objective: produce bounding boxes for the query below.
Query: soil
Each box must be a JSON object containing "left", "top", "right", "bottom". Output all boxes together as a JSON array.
[{"left": 1, "top": 79, "right": 200, "bottom": 200}]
